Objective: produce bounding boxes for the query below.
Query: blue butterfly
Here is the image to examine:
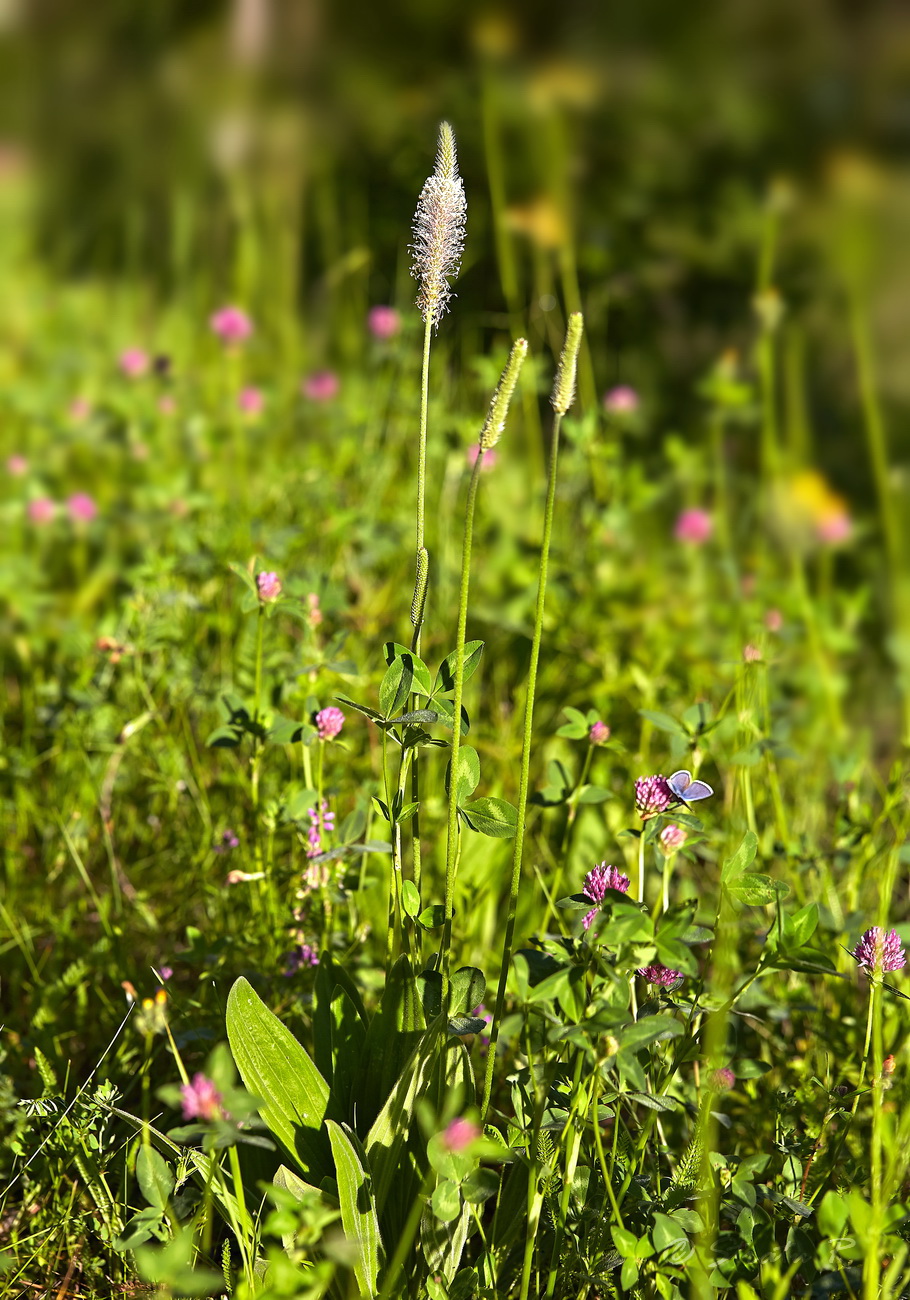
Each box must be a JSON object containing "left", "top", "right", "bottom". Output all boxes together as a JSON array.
[{"left": 667, "top": 770, "right": 713, "bottom": 804}]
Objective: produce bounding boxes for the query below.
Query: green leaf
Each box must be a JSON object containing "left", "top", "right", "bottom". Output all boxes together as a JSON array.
[
  {"left": 652, "top": 1211, "right": 688, "bottom": 1252},
  {"left": 448, "top": 746, "right": 481, "bottom": 805},
  {"left": 365, "top": 1020, "right": 443, "bottom": 1216},
  {"left": 721, "top": 830, "right": 758, "bottom": 883},
  {"left": 383, "top": 642, "right": 433, "bottom": 696},
  {"left": 728, "top": 873, "right": 781, "bottom": 905},
  {"left": 576, "top": 784, "right": 611, "bottom": 805},
  {"left": 463, "top": 1167, "right": 500, "bottom": 1204},
  {"left": 402, "top": 880, "right": 421, "bottom": 918},
  {"left": 786, "top": 903, "right": 819, "bottom": 949},
  {"left": 266, "top": 714, "right": 305, "bottom": 745},
  {"left": 205, "top": 725, "right": 243, "bottom": 749},
  {"left": 336, "top": 694, "right": 386, "bottom": 725},
  {"left": 616, "top": 1014, "right": 683, "bottom": 1053},
  {"left": 639, "top": 709, "right": 688, "bottom": 738},
  {"left": 612, "top": 1225, "right": 638, "bottom": 1256},
  {"left": 418, "top": 904, "right": 447, "bottom": 930},
  {"left": 450, "top": 966, "right": 485, "bottom": 1016},
  {"left": 228, "top": 561, "right": 258, "bottom": 594},
  {"left": 379, "top": 657, "right": 413, "bottom": 718},
  {"left": 434, "top": 641, "right": 484, "bottom": 694},
  {"left": 326, "top": 1121, "right": 382, "bottom": 1296},
  {"left": 226, "top": 977, "right": 334, "bottom": 1181},
  {"left": 432, "top": 1179, "right": 462, "bottom": 1222},
  {"left": 459, "top": 797, "right": 518, "bottom": 838},
  {"left": 136, "top": 1145, "right": 174, "bottom": 1211},
  {"left": 356, "top": 955, "right": 424, "bottom": 1130}
]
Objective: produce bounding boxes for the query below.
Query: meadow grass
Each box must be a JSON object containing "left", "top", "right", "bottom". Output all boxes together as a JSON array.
[{"left": 1, "top": 113, "right": 909, "bottom": 1300}]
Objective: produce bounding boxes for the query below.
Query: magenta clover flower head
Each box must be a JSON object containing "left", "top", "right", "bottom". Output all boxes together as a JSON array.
[
  {"left": 710, "top": 1067, "right": 736, "bottom": 1092},
  {"left": 256, "top": 571, "right": 282, "bottom": 602},
  {"left": 158, "top": 965, "right": 173, "bottom": 982},
  {"left": 637, "top": 963, "right": 685, "bottom": 989},
  {"left": 441, "top": 1117, "right": 481, "bottom": 1153},
  {"left": 582, "top": 863, "right": 630, "bottom": 930},
  {"left": 602, "top": 385, "right": 639, "bottom": 415},
  {"left": 853, "top": 926, "right": 906, "bottom": 974},
  {"left": 28, "top": 497, "right": 55, "bottom": 524},
  {"left": 7, "top": 454, "right": 27, "bottom": 476},
  {"left": 67, "top": 492, "right": 98, "bottom": 523},
  {"left": 660, "top": 823, "right": 687, "bottom": 853},
  {"left": 588, "top": 720, "right": 610, "bottom": 745},
  {"left": 635, "top": 775, "right": 673, "bottom": 819},
  {"left": 284, "top": 943, "right": 320, "bottom": 976},
  {"left": 214, "top": 829, "right": 240, "bottom": 853},
  {"left": 315, "top": 706, "right": 345, "bottom": 741},
  {"left": 368, "top": 305, "right": 402, "bottom": 339},
  {"left": 120, "top": 348, "right": 149, "bottom": 378},
  {"left": 238, "top": 386, "right": 264, "bottom": 416},
  {"left": 302, "top": 370, "right": 340, "bottom": 402},
  {"left": 210, "top": 305, "right": 253, "bottom": 344},
  {"left": 674, "top": 508, "right": 713, "bottom": 544},
  {"left": 180, "top": 1073, "right": 225, "bottom": 1122}
]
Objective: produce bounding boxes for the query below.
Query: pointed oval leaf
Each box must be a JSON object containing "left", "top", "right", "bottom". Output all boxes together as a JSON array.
[
  {"left": 326, "top": 1121, "right": 382, "bottom": 1295},
  {"left": 434, "top": 641, "right": 484, "bottom": 695}
]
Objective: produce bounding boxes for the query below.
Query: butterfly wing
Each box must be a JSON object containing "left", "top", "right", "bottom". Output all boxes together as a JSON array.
[
  {"left": 667, "top": 770, "right": 692, "bottom": 798},
  {"left": 681, "top": 779, "right": 713, "bottom": 802}
]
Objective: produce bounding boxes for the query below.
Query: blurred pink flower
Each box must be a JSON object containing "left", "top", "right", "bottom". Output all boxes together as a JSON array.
[
  {"left": 315, "top": 706, "right": 345, "bottom": 741},
  {"left": 660, "top": 824, "right": 687, "bottom": 853},
  {"left": 180, "top": 1073, "right": 225, "bottom": 1122},
  {"left": 69, "top": 397, "right": 91, "bottom": 420},
  {"left": 743, "top": 643, "right": 762, "bottom": 662},
  {"left": 157, "top": 395, "right": 176, "bottom": 416},
  {"left": 256, "top": 571, "right": 282, "bottom": 602},
  {"left": 6, "top": 454, "right": 27, "bottom": 476},
  {"left": 441, "top": 1117, "right": 480, "bottom": 1152},
  {"left": 238, "top": 387, "right": 264, "bottom": 416},
  {"left": 674, "top": 508, "right": 713, "bottom": 544},
  {"left": 67, "top": 493, "right": 98, "bottom": 523},
  {"left": 710, "top": 1067, "right": 736, "bottom": 1091},
  {"left": 602, "top": 385, "right": 639, "bottom": 414},
  {"left": 210, "top": 305, "right": 253, "bottom": 344},
  {"left": 28, "top": 497, "right": 55, "bottom": 524},
  {"left": 119, "top": 348, "right": 149, "bottom": 378},
  {"left": 765, "top": 608, "right": 783, "bottom": 633},
  {"left": 307, "top": 592, "right": 323, "bottom": 629},
  {"left": 368, "top": 305, "right": 402, "bottom": 340},
  {"left": 816, "top": 512, "right": 852, "bottom": 545},
  {"left": 467, "top": 443, "right": 498, "bottom": 470},
  {"left": 588, "top": 720, "right": 610, "bottom": 745},
  {"left": 302, "top": 371, "right": 340, "bottom": 402}
]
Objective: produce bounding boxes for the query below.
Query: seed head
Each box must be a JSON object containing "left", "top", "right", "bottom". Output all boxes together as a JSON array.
[
  {"left": 551, "top": 312, "right": 584, "bottom": 415},
  {"left": 410, "top": 122, "right": 467, "bottom": 328},
  {"left": 479, "top": 338, "right": 528, "bottom": 451}
]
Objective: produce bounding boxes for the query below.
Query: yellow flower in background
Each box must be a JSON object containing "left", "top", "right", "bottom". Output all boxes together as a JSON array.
[
  {"left": 504, "top": 195, "right": 568, "bottom": 249},
  {"left": 527, "top": 60, "right": 602, "bottom": 112},
  {"left": 776, "top": 470, "right": 853, "bottom": 547}
]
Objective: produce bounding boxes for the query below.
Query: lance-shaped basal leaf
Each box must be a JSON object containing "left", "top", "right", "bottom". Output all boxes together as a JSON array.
[
  {"left": 326, "top": 1121, "right": 382, "bottom": 1297},
  {"left": 226, "top": 977, "right": 335, "bottom": 1183}
]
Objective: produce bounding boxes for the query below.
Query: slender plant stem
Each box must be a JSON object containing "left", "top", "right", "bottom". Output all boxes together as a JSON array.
[
  {"left": 481, "top": 410, "right": 565, "bottom": 1120},
  {"left": 442, "top": 453, "right": 484, "bottom": 985},
  {"left": 416, "top": 313, "right": 434, "bottom": 559}
]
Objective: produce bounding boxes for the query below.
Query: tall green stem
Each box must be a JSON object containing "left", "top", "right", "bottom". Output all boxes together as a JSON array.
[
  {"left": 481, "top": 408, "right": 565, "bottom": 1119},
  {"left": 442, "top": 454, "right": 484, "bottom": 983}
]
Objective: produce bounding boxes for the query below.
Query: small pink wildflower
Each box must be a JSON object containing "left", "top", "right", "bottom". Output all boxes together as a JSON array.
[
  {"left": 305, "top": 801, "right": 335, "bottom": 860},
  {"left": 368, "top": 305, "right": 402, "bottom": 339},
  {"left": 214, "top": 829, "right": 240, "bottom": 853},
  {"left": 660, "top": 824, "right": 687, "bottom": 853},
  {"left": 67, "top": 493, "right": 98, "bottom": 523},
  {"left": 637, "top": 963, "right": 685, "bottom": 989},
  {"left": 315, "top": 706, "right": 345, "bottom": 741},
  {"left": 602, "top": 385, "right": 639, "bottom": 414},
  {"left": 467, "top": 443, "right": 498, "bottom": 470},
  {"left": 210, "top": 305, "right": 253, "bottom": 344},
  {"left": 710, "top": 1067, "right": 736, "bottom": 1091},
  {"left": 120, "top": 348, "right": 149, "bottom": 378},
  {"left": 441, "top": 1118, "right": 480, "bottom": 1152},
  {"left": 7, "top": 454, "right": 27, "bottom": 476},
  {"left": 743, "top": 644, "right": 762, "bottom": 662},
  {"left": 158, "top": 966, "right": 173, "bottom": 982},
  {"left": 284, "top": 943, "right": 320, "bottom": 975},
  {"left": 69, "top": 397, "right": 91, "bottom": 421},
  {"left": 256, "top": 571, "right": 282, "bottom": 602},
  {"left": 853, "top": 926, "right": 906, "bottom": 973},
  {"left": 157, "top": 395, "right": 176, "bottom": 416},
  {"left": 816, "top": 512, "right": 852, "bottom": 545},
  {"left": 589, "top": 720, "right": 610, "bottom": 745},
  {"left": 238, "top": 387, "right": 264, "bottom": 416},
  {"left": 765, "top": 609, "right": 783, "bottom": 633},
  {"left": 28, "top": 497, "right": 55, "bottom": 524},
  {"left": 582, "top": 863, "right": 630, "bottom": 930},
  {"left": 635, "top": 775, "right": 673, "bottom": 818},
  {"left": 306, "top": 592, "right": 323, "bottom": 629},
  {"left": 180, "top": 1073, "right": 225, "bottom": 1122},
  {"left": 302, "top": 370, "right": 340, "bottom": 402},
  {"left": 674, "top": 508, "right": 713, "bottom": 544}
]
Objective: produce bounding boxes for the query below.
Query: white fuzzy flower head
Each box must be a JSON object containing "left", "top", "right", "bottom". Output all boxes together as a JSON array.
[{"left": 410, "top": 122, "right": 467, "bottom": 328}]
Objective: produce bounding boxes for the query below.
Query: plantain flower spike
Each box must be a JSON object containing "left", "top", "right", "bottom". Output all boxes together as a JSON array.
[
  {"left": 479, "top": 339, "right": 528, "bottom": 451},
  {"left": 551, "top": 312, "right": 584, "bottom": 415},
  {"left": 411, "top": 121, "right": 467, "bottom": 328},
  {"left": 410, "top": 546, "right": 430, "bottom": 629}
]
